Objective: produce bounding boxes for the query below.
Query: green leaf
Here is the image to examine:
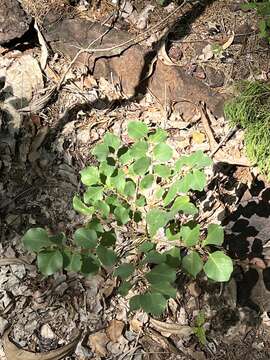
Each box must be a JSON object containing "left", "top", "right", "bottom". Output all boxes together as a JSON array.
[
  {"left": 87, "top": 217, "right": 104, "bottom": 234},
  {"left": 190, "top": 170, "right": 207, "bottom": 191},
  {"left": 74, "top": 228, "right": 98, "bottom": 249},
  {"left": 154, "top": 164, "right": 171, "bottom": 178},
  {"left": 184, "top": 151, "right": 212, "bottom": 169},
  {"left": 49, "top": 233, "right": 66, "bottom": 246},
  {"left": 103, "top": 133, "right": 121, "bottom": 151},
  {"left": 163, "top": 180, "right": 181, "bottom": 206},
  {"left": 118, "top": 148, "right": 133, "bottom": 165},
  {"left": 146, "top": 209, "right": 169, "bottom": 237},
  {"left": 63, "top": 250, "right": 82, "bottom": 272},
  {"left": 165, "top": 247, "right": 181, "bottom": 268},
  {"left": 143, "top": 250, "right": 166, "bottom": 264},
  {"left": 124, "top": 180, "right": 136, "bottom": 197},
  {"left": 114, "top": 205, "right": 130, "bottom": 225},
  {"left": 133, "top": 156, "right": 151, "bottom": 175},
  {"left": 180, "top": 224, "right": 200, "bottom": 247},
  {"left": 114, "top": 264, "right": 135, "bottom": 280},
  {"left": 202, "top": 224, "right": 224, "bottom": 247},
  {"left": 73, "top": 196, "right": 94, "bottom": 216},
  {"left": 96, "top": 245, "right": 118, "bottom": 266},
  {"left": 151, "top": 282, "right": 177, "bottom": 298},
  {"left": 140, "top": 174, "right": 154, "bottom": 189},
  {"left": 128, "top": 121, "right": 149, "bottom": 140},
  {"left": 139, "top": 241, "right": 155, "bottom": 252},
  {"left": 130, "top": 293, "right": 167, "bottom": 315},
  {"left": 22, "top": 228, "right": 51, "bottom": 252},
  {"left": 153, "top": 143, "right": 173, "bottom": 161},
  {"left": 165, "top": 227, "right": 180, "bottom": 241},
  {"left": 178, "top": 173, "right": 192, "bottom": 193},
  {"left": 100, "top": 231, "right": 117, "bottom": 247},
  {"left": 182, "top": 251, "right": 203, "bottom": 278},
  {"left": 118, "top": 281, "right": 132, "bottom": 296},
  {"left": 148, "top": 129, "right": 167, "bottom": 143},
  {"left": 94, "top": 200, "right": 110, "bottom": 219},
  {"left": 146, "top": 263, "right": 176, "bottom": 284},
  {"left": 203, "top": 251, "right": 233, "bottom": 282},
  {"left": 155, "top": 186, "right": 165, "bottom": 200},
  {"left": 107, "top": 169, "right": 126, "bottom": 193},
  {"left": 99, "top": 158, "right": 116, "bottom": 177},
  {"left": 171, "top": 196, "right": 198, "bottom": 215},
  {"left": 80, "top": 166, "right": 100, "bottom": 186},
  {"left": 130, "top": 141, "right": 148, "bottom": 159},
  {"left": 81, "top": 254, "right": 100, "bottom": 275},
  {"left": 83, "top": 186, "right": 103, "bottom": 204},
  {"left": 135, "top": 195, "right": 146, "bottom": 207},
  {"left": 91, "top": 143, "right": 109, "bottom": 161},
  {"left": 37, "top": 250, "right": 63, "bottom": 276}
]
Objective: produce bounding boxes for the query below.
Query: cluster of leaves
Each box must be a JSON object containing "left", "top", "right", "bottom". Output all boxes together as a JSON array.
[
  {"left": 22, "top": 121, "right": 233, "bottom": 315},
  {"left": 224, "top": 80, "right": 270, "bottom": 177},
  {"left": 242, "top": 1, "right": 270, "bottom": 42}
]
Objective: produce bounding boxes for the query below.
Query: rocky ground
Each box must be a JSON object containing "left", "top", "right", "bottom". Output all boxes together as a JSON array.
[{"left": 1, "top": 0, "right": 270, "bottom": 359}]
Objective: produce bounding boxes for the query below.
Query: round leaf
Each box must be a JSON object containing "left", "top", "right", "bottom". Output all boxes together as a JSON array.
[
  {"left": 114, "top": 205, "right": 130, "bottom": 225},
  {"left": 130, "top": 141, "right": 148, "bottom": 159},
  {"left": 202, "top": 224, "right": 224, "bottom": 247},
  {"left": 80, "top": 166, "right": 100, "bottom": 186},
  {"left": 154, "top": 164, "right": 171, "bottom": 178},
  {"left": 180, "top": 224, "right": 200, "bottom": 247},
  {"left": 114, "top": 263, "right": 135, "bottom": 280},
  {"left": 96, "top": 245, "right": 118, "bottom": 266},
  {"left": 103, "top": 133, "right": 121, "bottom": 151},
  {"left": 153, "top": 143, "right": 173, "bottom": 161},
  {"left": 22, "top": 228, "right": 51, "bottom": 252},
  {"left": 133, "top": 156, "right": 151, "bottom": 175},
  {"left": 37, "top": 250, "right": 63, "bottom": 276},
  {"left": 83, "top": 186, "right": 103, "bottom": 204},
  {"left": 182, "top": 251, "right": 203, "bottom": 278},
  {"left": 146, "top": 209, "right": 169, "bottom": 237},
  {"left": 73, "top": 196, "right": 94, "bottom": 216},
  {"left": 128, "top": 121, "right": 149, "bottom": 140},
  {"left": 130, "top": 293, "right": 167, "bottom": 315},
  {"left": 203, "top": 251, "right": 233, "bottom": 282},
  {"left": 81, "top": 254, "right": 100, "bottom": 275},
  {"left": 63, "top": 250, "right": 82, "bottom": 272},
  {"left": 91, "top": 143, "right": 109, "bottom": 161},
  {"left": 148, "top": 129, "right": 167, "bottom": 143},
  {"left": 124, "top": 180, "right": 136, "bottom": 197},
  {"left": 140, "top": 174, "right": 154, "bottom": 189},
  {"left": 146, "top": 263, "right": 176, "bottom": 284},
  {"left": 74, "top": 228, "right": 98, "bottom": 249},
  {"left": 95, "top": 200, "right": 110, "bottom": 219}
]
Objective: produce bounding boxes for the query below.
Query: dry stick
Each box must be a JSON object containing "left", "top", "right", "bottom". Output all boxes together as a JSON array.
[
  {"left": 57, "top": 0, "right": 191, "bottom": 90},
  {"left": 199, "top": 102, "right": 250, "bottom": 166}
]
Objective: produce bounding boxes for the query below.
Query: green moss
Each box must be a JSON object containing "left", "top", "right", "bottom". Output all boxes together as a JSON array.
[{"left": 224, "top": 81, "right": 270, "bottom": 177}]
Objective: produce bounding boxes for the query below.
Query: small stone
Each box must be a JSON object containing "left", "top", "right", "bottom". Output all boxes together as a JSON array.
[
  {"left": 204, "top": 67, "right": 225, "bottom": 88},
  {"left": 40, "top": 324, "right": 56, "bottom": 339}
]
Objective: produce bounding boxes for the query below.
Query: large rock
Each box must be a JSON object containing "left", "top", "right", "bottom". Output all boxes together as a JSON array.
[
  {"left": 44, "top": 16, "right": 225, "bottom": 117},
  {"left": 0, "top": 0, "right": 32, "bottom": 45}
]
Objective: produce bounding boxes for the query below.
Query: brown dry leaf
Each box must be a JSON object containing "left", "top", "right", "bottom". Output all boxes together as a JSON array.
[
  {"left": 130, "top": 318, "right": 143, "bottom": 333},
  {"left": 3, "top": 328, "right": 80, "bottom": 360},
  {"left": 150, "top": 318, "right": 193, "bottom": 337},
  {"left": 0, "top": 257, "right": 35, "bottom": 270},
  {"left": 222, "top": 33, "right": 235, "bottom": 50},
  {"left": 106, "top": 320, "right": 125, "bottom": 343},
  {"left": 102, "top": 278, "right": 117, "bottom": 298},
  {"left": 88, "top": 331, "right": 109, "bottom": 357}
]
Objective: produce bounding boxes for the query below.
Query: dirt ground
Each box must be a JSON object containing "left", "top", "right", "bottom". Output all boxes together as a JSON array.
[{"left": 1, "top": 0, "right": 270, "bottom": 359}]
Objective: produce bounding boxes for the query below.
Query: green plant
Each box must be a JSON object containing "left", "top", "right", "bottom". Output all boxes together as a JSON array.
[
  {"left": 22, "top": 121, "right": 233, "bottom": 315},
  {"left": 242, "top": 1, "right": 270, "bottom": 42},
  {"left": 193, "top": 311, "right": 207, "bottom": 346},
  {"left": 224, "top": 80, "right": 270, "bottom": 177}
]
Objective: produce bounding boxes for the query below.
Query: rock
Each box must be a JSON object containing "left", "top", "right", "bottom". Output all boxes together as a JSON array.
[
  {"left": 204, "top": 66, "right": 225, "bottom": 88},
  {"left": 0, "top": 0, "right": 32, "bottom": 45},
  {"left": 168, "top": 45, "right": 183, "bottom": 61},
  {"left": 43, "top": 17, "right": 225, "bottom": 118}
]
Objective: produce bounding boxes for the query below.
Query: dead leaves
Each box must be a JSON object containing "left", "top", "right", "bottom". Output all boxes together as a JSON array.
[
  {"left": 150, "top": 318, "right": 193, "bottom": 337},
  {"left": 106, "top": 320, "right": 125, "bottom": 343},
  {"left": 3, "top": 327, "right": 81, "bottom": 360},
  {"left": 88, "top": 331, "right": 109, "bottom": 357}
]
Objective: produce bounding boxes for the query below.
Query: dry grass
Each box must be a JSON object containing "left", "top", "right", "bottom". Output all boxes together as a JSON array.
[{"left": 20, "top": 0, "right": 71, "bottom": 22}]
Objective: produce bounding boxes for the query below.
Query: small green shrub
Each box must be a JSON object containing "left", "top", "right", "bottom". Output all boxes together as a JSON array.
[
  {"left": 224, "top": 81, "right": 270, "bottom": 177},
  {"left": 22, "top": 121, "right": 233, "bottom": 315},
  {"left": 242, "top": 1, "right": 270, "bottom": 42}
]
